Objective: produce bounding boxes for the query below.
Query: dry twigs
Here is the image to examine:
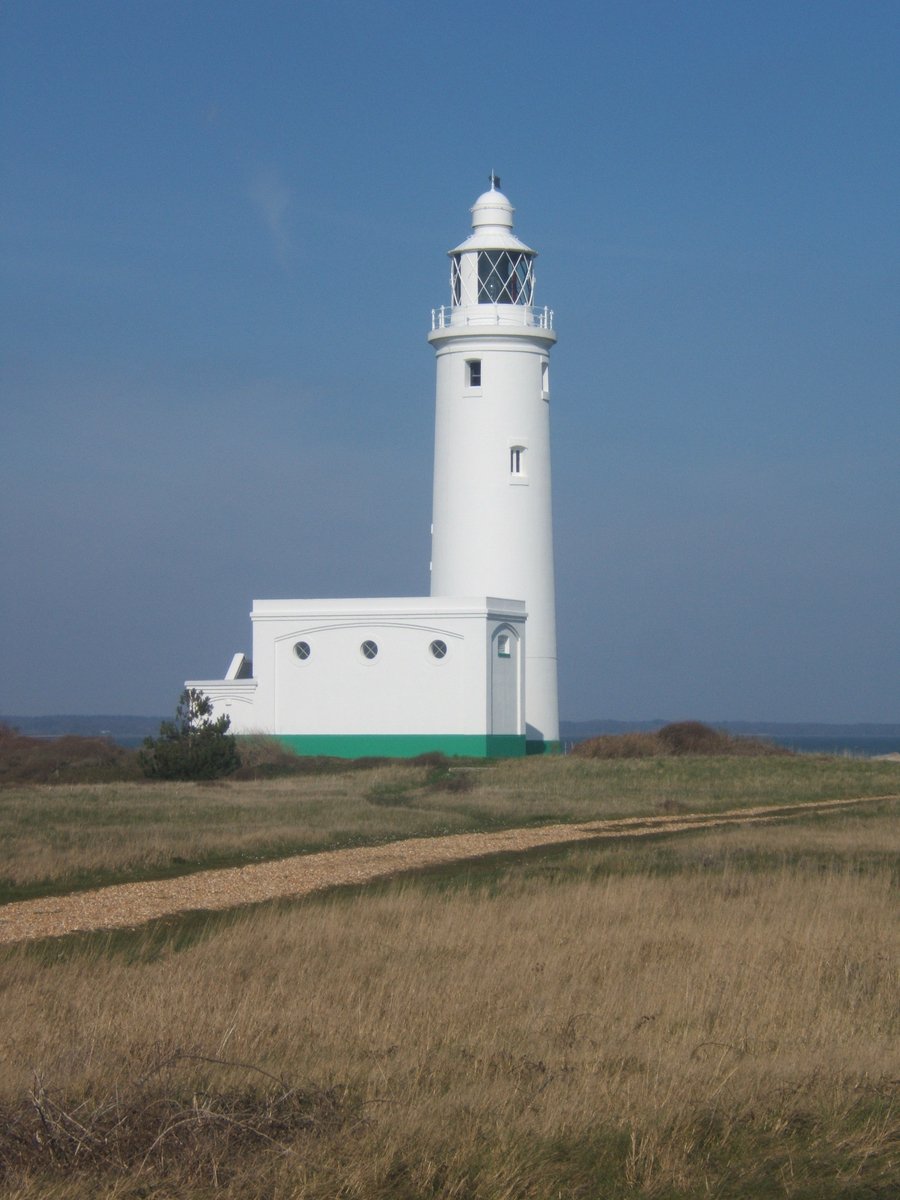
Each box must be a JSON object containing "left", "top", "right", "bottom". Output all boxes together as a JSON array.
[{"left": 0, "top": 1053, "right": 353, "bottom": 1183}]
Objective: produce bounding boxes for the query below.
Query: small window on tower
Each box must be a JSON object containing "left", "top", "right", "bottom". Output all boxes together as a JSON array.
[
  {"left": 542, "top": 361, "right": 549, "bottom": 394},
  {"left": 510, "top": 446, "right": 525, "bottom": 475},
  {"left": 467, "top": 360, "right": 481, "bottom": 388},
  {"left": 497, "top": 634, "right": 511, "bottom": 658}
]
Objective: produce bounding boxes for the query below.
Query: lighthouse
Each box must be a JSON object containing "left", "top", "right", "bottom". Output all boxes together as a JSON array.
[
  {"left": 189, "top": 177, "right": 559, "bottom": 757},
  {"left": 429, "top": 177, "right": 559, "bottom": 748}
]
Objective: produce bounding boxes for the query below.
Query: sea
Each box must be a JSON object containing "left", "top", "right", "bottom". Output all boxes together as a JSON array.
[{"left": 765, "top": 735, "right": 899, "bottom": 757}]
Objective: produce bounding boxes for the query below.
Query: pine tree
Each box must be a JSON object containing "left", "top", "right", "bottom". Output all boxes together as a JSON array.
[{"left": 139, "top": 689, "right": 240, "bottom": 780}]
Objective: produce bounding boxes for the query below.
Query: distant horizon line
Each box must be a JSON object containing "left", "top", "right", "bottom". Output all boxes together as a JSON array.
[{"left": 2, "top": 714, "right": 899, "bottom": 734}]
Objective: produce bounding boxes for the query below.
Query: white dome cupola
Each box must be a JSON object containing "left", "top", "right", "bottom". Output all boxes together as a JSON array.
[{"left": 469, "top": 179, "right": 515, "bottom": 232}]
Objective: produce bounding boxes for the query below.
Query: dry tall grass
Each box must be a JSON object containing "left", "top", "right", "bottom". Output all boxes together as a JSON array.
[
  {"left": 2, "top": 755, "right": 898, "bottom": 902},
  {"left": 1, "top": 812, "right": 897, "bottom": 1197}
]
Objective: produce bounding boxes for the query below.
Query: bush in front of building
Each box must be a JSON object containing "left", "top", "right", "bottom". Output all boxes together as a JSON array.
[{"left": 139, "top": 689, "right": 240, "bottom": 781}]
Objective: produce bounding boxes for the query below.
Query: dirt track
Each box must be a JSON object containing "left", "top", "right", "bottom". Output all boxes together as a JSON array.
[{"left": 1, "top": 794, "right": 896, "bottom": 946}]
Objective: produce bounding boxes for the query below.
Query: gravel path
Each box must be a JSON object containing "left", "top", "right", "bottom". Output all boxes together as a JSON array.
[{"left": 0, "top": 795, "right": 895, "bottom": 946}]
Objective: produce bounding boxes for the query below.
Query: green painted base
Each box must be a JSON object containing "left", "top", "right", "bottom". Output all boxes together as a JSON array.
[
  {"left": 525, "top": 740, "right": 563, "bottom": 756},
  {"left": 272, "top": 734, "right": 527, "bottom": 760}
]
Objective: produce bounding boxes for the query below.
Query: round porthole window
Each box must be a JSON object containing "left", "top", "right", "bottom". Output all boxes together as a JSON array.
[
  {"left": 361, "top": 639, "right": 378, "bottom": 659},
  {"left": 293, "top": 641, "right": 311, "bottom": 660},
  {"left": 429, "top": 639, "right": 448, "bottom": 659}
]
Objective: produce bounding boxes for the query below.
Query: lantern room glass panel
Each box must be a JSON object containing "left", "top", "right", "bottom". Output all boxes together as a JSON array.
[{"left": 477, "top": 250, "right": 535, "bottom": 305}]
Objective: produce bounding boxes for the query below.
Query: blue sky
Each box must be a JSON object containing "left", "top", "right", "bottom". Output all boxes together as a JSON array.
[{"left": 2, "top": 0, "right": 898, "bottom": 722}]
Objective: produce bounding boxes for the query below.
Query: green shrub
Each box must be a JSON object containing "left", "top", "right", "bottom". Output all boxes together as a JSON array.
[{"left": 139, "top": 689, "right": 240, "bottom": 781}]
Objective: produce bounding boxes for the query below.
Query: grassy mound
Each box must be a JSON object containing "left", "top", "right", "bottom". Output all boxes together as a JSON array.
[{"left": 573, "top": 720, "right": 792, "bottom": 759}]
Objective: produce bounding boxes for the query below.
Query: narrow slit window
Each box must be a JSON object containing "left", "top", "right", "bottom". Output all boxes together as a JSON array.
[
  {"left": 467, "top": 360, "right": 481, "bottom": 388},
  {"left": 541, "top": 361, "right": 549, "bottom": 393},
  {"left": 510, "top": 446, "right": 525, "bottom": 475},
  {"left": 497, "top": 634, "right": 511, "bottom": 658}
]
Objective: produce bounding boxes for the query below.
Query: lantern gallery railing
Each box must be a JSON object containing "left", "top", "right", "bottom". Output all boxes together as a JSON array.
[{"left": 431, "top": 304, "right": 554, "bottom": 331}]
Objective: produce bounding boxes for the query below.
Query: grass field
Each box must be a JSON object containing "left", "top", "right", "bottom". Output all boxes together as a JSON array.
[
  {"left": 1, "top": 753, "right": 898, "bottom": 903},
  {"left": 0, "top": 755, "right": 898, "bottom": 1197}
]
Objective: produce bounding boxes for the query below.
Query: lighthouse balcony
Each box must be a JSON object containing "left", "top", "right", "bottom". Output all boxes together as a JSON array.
[{"left": 431, "top": 304, "right": 554, "bottom": 332}]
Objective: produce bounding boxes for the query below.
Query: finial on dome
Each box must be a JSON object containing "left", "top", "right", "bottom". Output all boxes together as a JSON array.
[{"left": 465, "top": 178, "right": 517, "bottom": 237}]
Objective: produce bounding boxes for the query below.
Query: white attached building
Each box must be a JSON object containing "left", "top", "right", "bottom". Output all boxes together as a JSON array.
[{"left": 189, "top": 179, "right": 559, "bottom": 757}]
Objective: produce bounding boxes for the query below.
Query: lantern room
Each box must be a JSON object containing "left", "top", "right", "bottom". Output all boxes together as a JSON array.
[{"left": 447, "top": 175, "right": 537, "bottom": 311}]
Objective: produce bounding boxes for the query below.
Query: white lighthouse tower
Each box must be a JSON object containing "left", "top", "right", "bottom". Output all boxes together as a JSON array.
[{"left": 429, "top": 177, "right": 559, "bottom": 748}]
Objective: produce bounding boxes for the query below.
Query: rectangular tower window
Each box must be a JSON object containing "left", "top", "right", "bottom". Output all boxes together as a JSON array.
[
  {"left": 467, "top": 360, "right": 481, "bottom": 388},
  {"left": 497, "top": 634, "right": 511, "bottom": 658},
  {"left": 541, "top": 361, "right": 549, "bottom": 394},
  {"left": 510, "top": 446, "right": 524, "bottom": 475}
]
